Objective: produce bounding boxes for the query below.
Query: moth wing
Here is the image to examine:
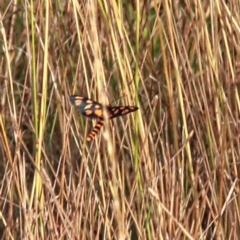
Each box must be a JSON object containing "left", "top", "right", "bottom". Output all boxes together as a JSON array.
[
  {"left": 108, "top": 106, "right": 138, "bottom": 119},
  {"left": 70, "top": 95, "right": 103, "bottom": 119}
]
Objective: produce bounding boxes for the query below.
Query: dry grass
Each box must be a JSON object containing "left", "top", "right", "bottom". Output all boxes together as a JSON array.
[{"left": 1, "top": 0, "right": 240, "bottom": 239}]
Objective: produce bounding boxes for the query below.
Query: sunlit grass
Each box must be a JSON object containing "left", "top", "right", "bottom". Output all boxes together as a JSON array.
[{"left": 0, "top": 0, "right": 240, "bottom": 239}]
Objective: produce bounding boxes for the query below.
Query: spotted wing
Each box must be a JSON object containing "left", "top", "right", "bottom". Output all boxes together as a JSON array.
[
  {"left": 69, "top": 95, "right": 104, "bottom": 119},
  {"left": 107, "top": 106, "right": 139, "bottom": 119}
]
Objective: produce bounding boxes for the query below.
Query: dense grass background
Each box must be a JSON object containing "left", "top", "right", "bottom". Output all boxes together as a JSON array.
[{"left": 1, "top": 0, "right": 240, "bottom": 239}]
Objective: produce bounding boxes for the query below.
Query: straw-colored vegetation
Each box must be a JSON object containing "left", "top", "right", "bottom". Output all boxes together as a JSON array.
[{"left": 1, "top": 0, "right": 240, "bottom": 239}]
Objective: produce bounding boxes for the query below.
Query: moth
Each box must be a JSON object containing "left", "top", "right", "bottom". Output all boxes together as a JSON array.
[{"left": 69, "top": 95, "right": 138, "bottom": 141}]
